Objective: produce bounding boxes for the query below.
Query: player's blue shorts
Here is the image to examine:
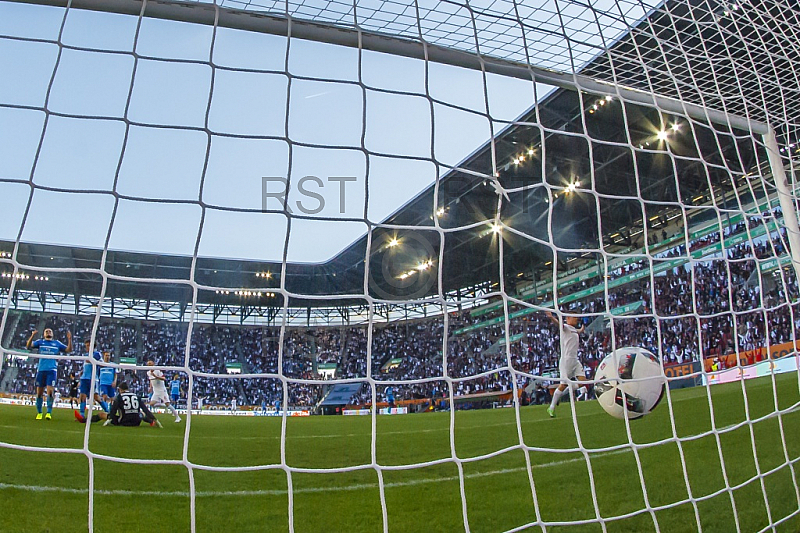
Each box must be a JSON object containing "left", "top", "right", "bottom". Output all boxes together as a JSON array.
[
  {"left": 79, "top": 378, "right": 93, "bottom": 396},
  {"left": 35, "top": 370, "right": 57, "bottom": 388},
  {"left": 99, "top": 384, "right": 116, "bottom": 398},
  {"left": 171, "top": 394, "right": 180, "bottom": 403}
]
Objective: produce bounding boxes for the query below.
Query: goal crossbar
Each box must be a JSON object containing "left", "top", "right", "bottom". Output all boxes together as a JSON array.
[{"left": 4, "top": 0, "right": 771, "bottom": 136}]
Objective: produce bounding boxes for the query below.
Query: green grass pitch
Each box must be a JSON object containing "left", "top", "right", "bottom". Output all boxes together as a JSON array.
[{"left": 1, "top": 373, "right": 799, "bottom": 533}]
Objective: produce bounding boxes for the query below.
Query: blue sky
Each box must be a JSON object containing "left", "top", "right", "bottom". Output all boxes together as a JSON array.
[{"left": 0, "top": 0, "right": 658, "bottom": 263}]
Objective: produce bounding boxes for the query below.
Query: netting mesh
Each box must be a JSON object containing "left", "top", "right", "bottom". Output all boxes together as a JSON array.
[
  {"left": 172, "top": 0, "right": 652, "bottom": 70},
  {"left": 1, "top": 0, "right": 800, "bottom": 531}
]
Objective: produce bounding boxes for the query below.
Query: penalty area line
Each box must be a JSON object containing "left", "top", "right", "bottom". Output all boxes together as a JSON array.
[{"left": 0, "top": 449, "right": 631, "bottom": 498}]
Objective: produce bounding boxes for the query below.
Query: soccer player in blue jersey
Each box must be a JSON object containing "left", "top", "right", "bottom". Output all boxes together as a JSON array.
[
  {"left": 75, "top": 340, "right": 103, "bottom": 421},
  {"left": 169, "top": 375, "right": 181, "bottom": 406},
  {"left": 97, "top": 352, "right": 117, "bottom": 411},
  {"left": 26, "top": 328, "right": 72, "bottom": 420}
]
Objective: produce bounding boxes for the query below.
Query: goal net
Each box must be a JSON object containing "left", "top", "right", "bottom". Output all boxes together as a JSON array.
[{"left": 0, "top": 0, "right": 799, "bottom": 531}]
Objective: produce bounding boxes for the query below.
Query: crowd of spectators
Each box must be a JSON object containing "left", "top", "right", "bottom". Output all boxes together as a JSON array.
[{"left": 1, "top": 207, "right": 798, "bottom": 410}]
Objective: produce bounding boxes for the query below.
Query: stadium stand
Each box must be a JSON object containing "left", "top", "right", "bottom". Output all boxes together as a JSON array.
[{"left": 1, "top": 205, "right": 796, "bottom": 410}]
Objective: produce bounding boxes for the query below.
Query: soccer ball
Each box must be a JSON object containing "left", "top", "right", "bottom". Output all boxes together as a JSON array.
[{"left": 594, "top": 347, "right": 666, "bottom": 420}]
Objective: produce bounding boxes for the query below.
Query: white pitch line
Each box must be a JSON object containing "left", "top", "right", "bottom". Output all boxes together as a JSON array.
[
  {"left": 0, "top": 416, "right": 581, "bottom": 441},
  {"left": 0, "top": 448, "right": 630, "bottom": 498},
  {"left": 0, "top": 390, "right": 765, "bottom": 442},
  {"left": 0, "top": 421, "right": 514, "bottom": 440}
]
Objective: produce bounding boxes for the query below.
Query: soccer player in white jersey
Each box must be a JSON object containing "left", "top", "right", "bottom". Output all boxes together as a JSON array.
[
  {"left": 146, "top": 360, "right": 181, "bottom": 423},
  {"left": 546, "top": 310, "right": 589, "bottom": 418}
]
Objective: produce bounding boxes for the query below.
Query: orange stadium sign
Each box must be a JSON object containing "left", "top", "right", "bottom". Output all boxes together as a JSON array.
[{"left": 704, "top": 340, "right": 800, "bottom": 372}]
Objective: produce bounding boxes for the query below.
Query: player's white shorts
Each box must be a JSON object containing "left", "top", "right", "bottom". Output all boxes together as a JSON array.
[
  {"left": 150, "top": 390, "right": 170, "bottom": 405},
  {"left": 559, "top": 358, "right": 584, "bottom": 382}
]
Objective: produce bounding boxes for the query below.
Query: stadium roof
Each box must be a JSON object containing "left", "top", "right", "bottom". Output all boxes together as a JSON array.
[{"left": 1, "top": 0, "right": 796, "bottom": 312}]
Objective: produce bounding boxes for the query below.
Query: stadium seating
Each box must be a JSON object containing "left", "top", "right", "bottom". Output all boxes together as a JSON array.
[{"left": 1, "top": 208, "right": 795, "bottom": 409}]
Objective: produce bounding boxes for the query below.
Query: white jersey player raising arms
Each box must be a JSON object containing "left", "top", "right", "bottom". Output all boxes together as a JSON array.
[
  {"left": 146, "top": 360, "right": 181, "bottom": 423},
  {"left": 546, "top": 311, "right": 590, "bottom": 418}
]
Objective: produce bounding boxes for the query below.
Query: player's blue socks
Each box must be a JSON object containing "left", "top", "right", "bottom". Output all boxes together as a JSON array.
[
  {"left": 80, "top": 400, "right": 86, "bottom": 414},
  {"left": 46, "top": 396, "right": 54, "bottom": 414},
  {"left": 100, "top": 401, "right": 109, "bottom": 412},
  {"left": 36, "top": 397, "right": 43, "bottom": 414}
]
